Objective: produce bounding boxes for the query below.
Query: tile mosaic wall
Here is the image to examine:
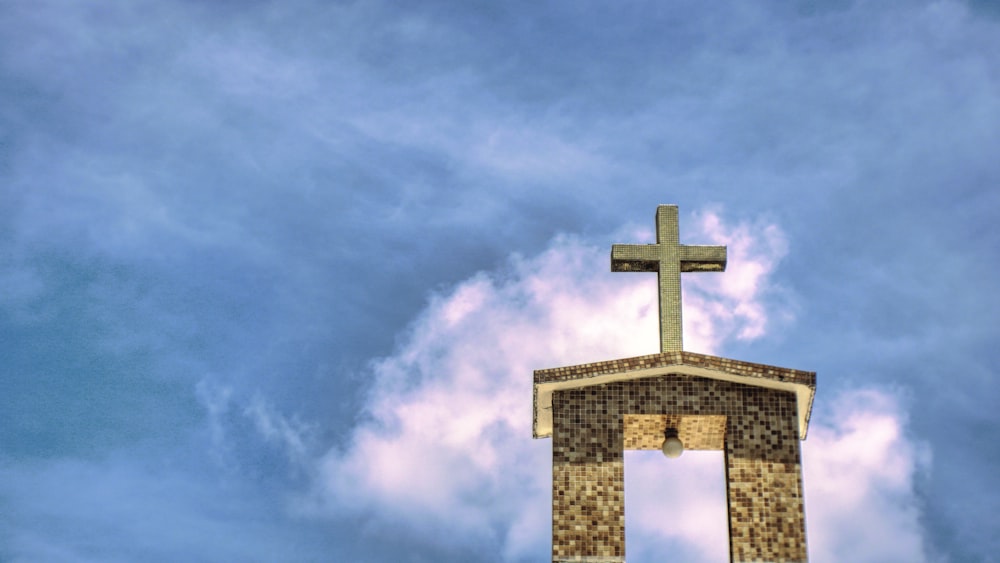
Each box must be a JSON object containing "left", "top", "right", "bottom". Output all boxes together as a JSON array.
[
  {"left": 535, "top": 350, "right": 815, "bottom": 389},
  {"left": 622, "top": 414, "right": 726, "bottom": 450},
  {"left": 551, "top": 374, "right": 808, "bottom": 563}
]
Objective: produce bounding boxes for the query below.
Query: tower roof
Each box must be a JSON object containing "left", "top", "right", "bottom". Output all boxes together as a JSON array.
[{"left": 532, "top": 350, "right": 816, "bottom": 440}]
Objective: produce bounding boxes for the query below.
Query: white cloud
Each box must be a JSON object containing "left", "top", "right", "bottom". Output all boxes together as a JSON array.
[
  {"left": 803, "top": 389, "right": 934, "bottom": 563},
  {"left": 684, "top": 208, "right": 791, "bottom": 347},
  {"left": 310, "top": 212, "right": 933, "bottom": 561}
]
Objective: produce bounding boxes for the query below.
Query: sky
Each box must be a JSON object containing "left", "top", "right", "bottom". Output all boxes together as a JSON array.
[{"left": 1, "top": 0, "right": 998, "bottom": 561}]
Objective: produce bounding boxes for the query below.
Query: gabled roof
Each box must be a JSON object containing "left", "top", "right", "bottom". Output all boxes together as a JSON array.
[{"left": 532, "top": 351, "right": 816, "bottom": 440}]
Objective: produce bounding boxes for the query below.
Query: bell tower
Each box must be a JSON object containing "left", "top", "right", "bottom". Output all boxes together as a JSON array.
[{"left": 532, "top": 205, "right": 815, "bottom": 562}]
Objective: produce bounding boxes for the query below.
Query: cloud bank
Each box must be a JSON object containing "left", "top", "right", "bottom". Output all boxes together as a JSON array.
[{"left": 306, "top": 210, "right": 934, "bottom": 561}]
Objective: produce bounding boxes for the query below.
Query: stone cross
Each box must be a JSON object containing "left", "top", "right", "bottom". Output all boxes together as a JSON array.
[{"left": 611, "top": 204, "right": 727, "bottom": 353}]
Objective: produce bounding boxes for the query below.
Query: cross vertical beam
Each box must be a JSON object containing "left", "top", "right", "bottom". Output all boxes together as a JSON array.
[{"left": 611, "top": 205, "right": 727, "bottom": 352}]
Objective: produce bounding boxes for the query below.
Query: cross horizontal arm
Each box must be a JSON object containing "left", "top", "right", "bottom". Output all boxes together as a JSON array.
[
  {"left": 611, "top": 244, "right": 661, "bottom": 272},
  {"left": 679, "top": 245, "right": 727, "bottom": 272}
]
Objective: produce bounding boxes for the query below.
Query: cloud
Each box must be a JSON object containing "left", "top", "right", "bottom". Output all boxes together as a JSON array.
[
  {"left": 623, "top": 449, "right": 729, "bottom": 562},
  {"left": 684, "top": 208, "right": 791, "bottom": 348},
  {"left": 195, "top": 378, "right": 237, "bottom": 468},
  {"left": 307, "top": 210, "right": 911, "bottom": 561},
  {"left": 243, "top": 394, "right": 316, "bottom": 473},
  {"left": 311, "top": 235, "right": 657, "bottom": 556},
  {"left": 803, "top": 389, "right": 933, "bottom": 563}
]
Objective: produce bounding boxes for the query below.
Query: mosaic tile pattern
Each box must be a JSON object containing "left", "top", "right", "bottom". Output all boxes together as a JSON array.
[
  {"left": 535, "top": 351, "right": 815, "bottom": 388},
  {"left": 622, "top": 414, "right": 726, "bottom": 450},
  {"left": 550, "top": 374, "right": 808, "bottom": 563},
  {"left": 725, "top": 392, "right": 806, "bottom": 563},
  {"left": 610, "top": 205, "right": 726, "bottom": 352},
  {"left": 533, "top": 351, "right": 817, "bottom": 441}
]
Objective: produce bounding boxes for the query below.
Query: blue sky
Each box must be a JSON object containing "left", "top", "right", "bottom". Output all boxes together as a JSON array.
[{"left": 1, "top": 1, "right": 998, "bottom": 561}]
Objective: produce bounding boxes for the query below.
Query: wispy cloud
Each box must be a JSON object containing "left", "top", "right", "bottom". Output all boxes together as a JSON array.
[
  {"left": 244, "top": 394, "right": 315, "bottom": 474},
  {"left": 685, "top": 208, "right": 792, "bottom": 349}
]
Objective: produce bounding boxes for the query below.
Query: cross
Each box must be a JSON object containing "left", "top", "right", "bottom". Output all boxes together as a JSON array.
[{"left": 611, "top": 205, "right": 727, "bottom": 353}]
